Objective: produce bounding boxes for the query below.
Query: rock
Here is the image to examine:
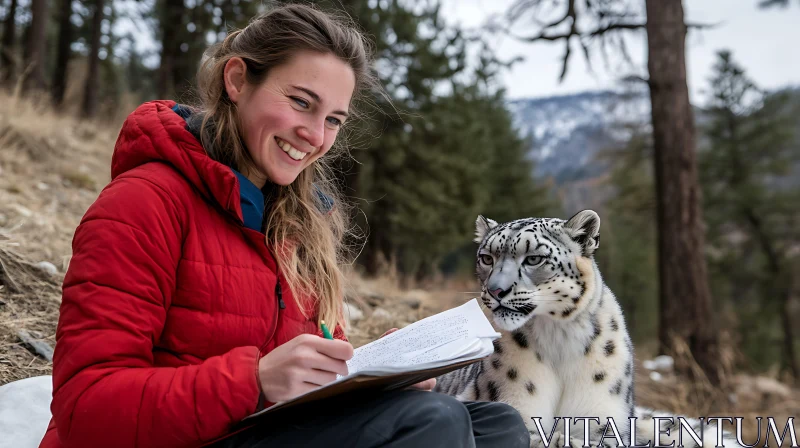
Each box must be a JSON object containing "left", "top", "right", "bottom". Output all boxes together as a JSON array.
[
  {"left": 11, "top": 204, "right": 33, "bottom": 217},
  {"left": 649, "top": 371, "right": 663, "bottom": 382},
  {"left": 371, "top": 308, "right": 392, "bottom": 321},
  {"left": 34, "top": 261, "right": 58, "bottom": 276},
  {"left": 652, "top": 355, "right": 674, "bottom": 371},
  {"left": 753, "top": 376, "right": 792, "bottom": 398},
  {"left": 364, "top": 292, "right": 385, "bottom": 307},
  {"left": 16, "top": 330, "right": 54, "bottom": 362},
  {"left": 36, "top": 182, "right": 49, "bottom": 191},
  {"left": 399, "top": 290, "right": 425, "bottom": 310},
  {"left": 344, "top": 303, "right": 364, "bottom": 323},
  {"left": 643, "top": 355, "right": 674, "bottom": 372}
]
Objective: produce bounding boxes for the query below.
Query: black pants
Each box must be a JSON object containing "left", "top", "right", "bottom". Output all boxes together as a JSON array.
[{"left": 215, "top": 390, "right": 530, "bottom": 447}]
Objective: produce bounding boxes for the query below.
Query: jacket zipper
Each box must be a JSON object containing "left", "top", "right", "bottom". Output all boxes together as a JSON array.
[
  {"left": 276, "top": 280, "right": 286, "bottom": 309},
  {"left": 258, "top": 277, "right": 283, "bottom": 356}
]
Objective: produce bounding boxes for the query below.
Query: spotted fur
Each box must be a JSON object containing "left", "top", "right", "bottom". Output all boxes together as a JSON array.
[{"left": 435, "top": 210, "right": 729, "bottom": 448}]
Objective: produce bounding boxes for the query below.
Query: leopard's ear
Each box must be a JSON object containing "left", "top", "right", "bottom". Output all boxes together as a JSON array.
[
  {"left": 564, "top": 210, "right": 600, "bottom": 256},
  {"left": 475, "top": 215, "right": 498, "bottom": 244}
]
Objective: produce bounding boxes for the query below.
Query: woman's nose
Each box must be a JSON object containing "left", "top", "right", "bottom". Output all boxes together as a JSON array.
[{"left": 297, "top": 119, "right": 325, "bottom": 148}]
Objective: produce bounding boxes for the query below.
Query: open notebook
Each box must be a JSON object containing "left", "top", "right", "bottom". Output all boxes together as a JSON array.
[{"left": 247, "top": 298, "right": 500, "bottom": 418}]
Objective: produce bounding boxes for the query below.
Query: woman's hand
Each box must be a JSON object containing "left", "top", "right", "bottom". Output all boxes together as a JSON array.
[
  {"left": 379, "top": 328, "right": 437, "bottom": 392},
  {"left": 257, "top": 333, "right": 354, "bottom": 403}
]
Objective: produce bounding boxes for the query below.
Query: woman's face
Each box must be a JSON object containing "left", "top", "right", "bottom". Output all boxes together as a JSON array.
[{"left": 225, "top": 50, "right": 356, "bottom": 187}]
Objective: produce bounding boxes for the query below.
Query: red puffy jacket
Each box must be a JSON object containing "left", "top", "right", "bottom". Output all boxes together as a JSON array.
[{"left": 40, "top": 100, "right": 345, "bottom": 448}]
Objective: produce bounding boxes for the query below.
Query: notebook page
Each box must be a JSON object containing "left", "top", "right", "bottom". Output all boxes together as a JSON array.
[
  {"left": 347, "top": 299, "right": 499, "bottom": 374},
  {"left": 352, "top": 338, "right": 496, "bottom": 376}
]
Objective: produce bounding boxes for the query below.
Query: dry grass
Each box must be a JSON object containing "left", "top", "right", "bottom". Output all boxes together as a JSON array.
[
  {"left": 342, "top": 269, "right": 478, "bottom": 348},
  {"left": 0, "top": 234, "right": 62, "bottom": 384},
  {"left": 0, "top": 88, "right": 116, "bottom": 384}
]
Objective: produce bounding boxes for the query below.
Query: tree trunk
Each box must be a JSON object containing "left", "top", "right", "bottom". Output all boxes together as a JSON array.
[
  {"left": 363, "top": 202, "right": 393, "bottom": 277},
  {"left": 157, "top": 0, "right": 184, "bottom": 99},
  {"left": 743, "top": 209, "right": 798, "bottom": 380},
  {"left": 52, "top": 0, "right": 73, "bottom": 107},
  {"left": 1, "top": 0, "right": 18, "bottom": 84},
  {"left": 23, "top": 0, "right": 48, "bottom": 92},
  {"left": 645, "top": 0, "right": 723, "bottom": 384},
  {"left": 81, "top": 0, "right": 103, "bottom": 118},
  {"left": 780, "top": 289, "right": 798, "bottom": 381}
]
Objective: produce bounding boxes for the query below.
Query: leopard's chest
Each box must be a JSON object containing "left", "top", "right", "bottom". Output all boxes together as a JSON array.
[{"left": 486, "top": 321, "right": 588, "bottom": 388}]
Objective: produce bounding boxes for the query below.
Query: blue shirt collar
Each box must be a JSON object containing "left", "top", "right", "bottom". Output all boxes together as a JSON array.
[{"left": 231, "top": 169, "right": 265, "bottom": 232}]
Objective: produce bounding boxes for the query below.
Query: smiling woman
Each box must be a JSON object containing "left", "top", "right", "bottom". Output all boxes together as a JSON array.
[
  {"left": 39, "top": 4, "right": 530, "bottom": 448},
  {"left": 224, "top": 51, "right": 355, "bottom": 187}
]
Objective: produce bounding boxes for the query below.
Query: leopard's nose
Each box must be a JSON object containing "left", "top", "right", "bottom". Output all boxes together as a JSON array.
[{"left": 489, "top": 287, "right": 512, "bottom": 299}]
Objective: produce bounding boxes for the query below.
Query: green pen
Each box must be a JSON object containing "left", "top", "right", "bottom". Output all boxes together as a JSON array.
[{"left": 320, "top": 320, "right": 334, "bottom": 340}]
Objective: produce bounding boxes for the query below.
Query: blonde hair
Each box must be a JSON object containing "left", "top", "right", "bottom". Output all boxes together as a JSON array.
[{"left": 194, "top": 4, "right": 377, "bottom": 332}]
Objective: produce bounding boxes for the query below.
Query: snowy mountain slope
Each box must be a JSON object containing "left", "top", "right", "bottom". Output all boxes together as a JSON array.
[{"left": 507, "top": 90, "right": 651, "bottom": 183}]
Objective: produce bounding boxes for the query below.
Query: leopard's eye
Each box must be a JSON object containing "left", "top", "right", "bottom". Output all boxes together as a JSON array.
[
  {"left": 524, "top": 255, "right": 544, "bottom": 266},
  {"left": 479, "top": 254, "right": 494, "bottom": 266}
]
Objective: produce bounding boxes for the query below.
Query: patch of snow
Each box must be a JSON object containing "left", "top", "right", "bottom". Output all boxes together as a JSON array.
[
  {"left": 344, "top": 302, "right": 364, "bottom": 323},
  {"left": 0, "top": 375, "right": 53, "bottom": 448},
  {"left": 372, "top": 308, "right": 392, "bottom": 320},
  {"left": 35, "top": 261, "right": 58, "bottom": 276}
]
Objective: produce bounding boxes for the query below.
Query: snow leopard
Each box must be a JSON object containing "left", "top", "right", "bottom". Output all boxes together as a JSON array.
[{"left": 435, "top": 210, "right": 730, "bottom": 448}]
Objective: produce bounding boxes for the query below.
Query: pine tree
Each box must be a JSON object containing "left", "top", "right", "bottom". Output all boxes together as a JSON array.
[
  {"left": 52, "top": 0, "right": 73, "bottom": 107},
  {"left": 82, "top": 0, "right": 104, "bottom": 117},
  {"left": 1, "top": 0, "right": 19, "bottom": 85},
  {"left": 700, "top": 50, "right": 800, "bottom": 380},
  {"left": 23, "top": 0, "right": 49, "bottom": 92},
  {"left": 599, "top": 120, "right": 659, "bottom": 343},
  {"left": 155, "top": 0, "right": 260, "bottom": 100}
]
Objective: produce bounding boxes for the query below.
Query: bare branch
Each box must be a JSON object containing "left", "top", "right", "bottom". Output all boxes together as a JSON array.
[
  {"left": 619, "top": 74, "right": 649, "bottom": 85},
  {"left": 499, "top": 0, "right": 671, "bottom": 83},
  {"left": 589, "top": 22, "right": 645, "bottom": 37},
  {"left": 579, "top": 37, "right": 594, "bottom": 75},
  {"left": 552, "top": 0, "right": 576, "bottom": 29},
  {"left": 616, "top": 33, "right": 632, "bottom": 64},
  {"left": 515, "top": 21, "right": 647, "bottom": 43},
  {"left": 598, "top": 33, "right": 611, "bottom": 71},
  {"left": 513, "top": 30, "right": 573, "bottom": 41},
  {"left": 558, "top": 39, "right": 572, "bottom": 81},
  {"left": 686, "top": 21, "right": 723, "bottom": 31},
  {"left": 511, "top": 0, "right": 579, "bottom": 41},
  {"left": 757, "top": 0, "right": 792, "bottom": 8}
]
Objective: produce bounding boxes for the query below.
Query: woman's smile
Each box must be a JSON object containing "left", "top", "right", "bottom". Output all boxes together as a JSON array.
[{"left": 275, "top": 136, "right": 309, "bottom": 162}]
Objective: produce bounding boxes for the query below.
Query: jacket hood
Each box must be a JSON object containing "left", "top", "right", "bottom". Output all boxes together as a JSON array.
[{"left": 111, "top": 100, "right": 243, "bottom": 223}]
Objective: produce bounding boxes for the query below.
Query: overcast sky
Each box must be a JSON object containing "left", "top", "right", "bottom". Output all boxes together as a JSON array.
[{"left": 440, "top": 0, "right": 800, "bottom": 103}]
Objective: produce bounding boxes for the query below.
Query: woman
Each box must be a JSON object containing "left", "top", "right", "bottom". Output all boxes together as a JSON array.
[{"left": 41, "top": 4, "right": 529, "bottom": 448}]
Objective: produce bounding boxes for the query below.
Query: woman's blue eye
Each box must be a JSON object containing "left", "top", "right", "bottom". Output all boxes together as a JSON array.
[
  {"left": 326, "top": 117, "right": 342, "bottom": 127},
  {"left": 291, "top": 97, "right": 309, "bottom": 108}
]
